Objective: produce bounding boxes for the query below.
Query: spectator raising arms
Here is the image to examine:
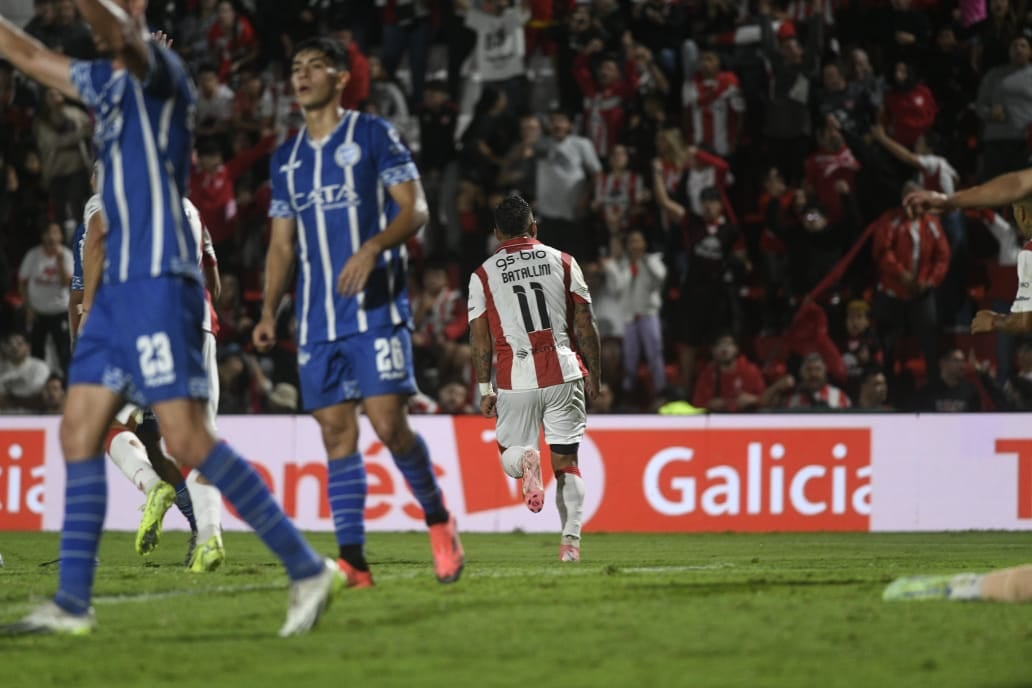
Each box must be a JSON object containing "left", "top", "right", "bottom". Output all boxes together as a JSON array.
[{"left": 682, "top": 50, "right": 744, "bottom": 158}]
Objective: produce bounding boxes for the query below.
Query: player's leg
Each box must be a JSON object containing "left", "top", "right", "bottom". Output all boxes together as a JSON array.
[
  {"left": 106, "top": 407, "right": 180, "bottom": 556},
  {"left": 154, "top": 397, "right": 340, "bottom": 635},
  {"left": 3, "top": 384, "right": 122, "bottom": 635},
  {"left": 311, "top": 400, "right": 372, "bottom": 587},
  {"left": 495, "top": 388, "right": 546, "bottom": 513},
  {"left": 106, "top": 406, "right": 163, "bottom": 495},
  {"left": 186, "top": 330, "right": 226, "bottom": 572},
  {"left": 543, "top": 380, "right": 588, "bottom": 562},
  {"left": 3, "top": 288, "right": 132, "bottom": 634},
  {"left": 356, "top": 326, "right": 463, "bottom": 583},
  {"left": 143, "top": 277, "right": 339, "bottom": 636},
  {"left": 884, "top": 565, "right": 1032, "bottom": 602},
  {"left": 130, "top": 411, "right": 203, "bottom": 561},
  {"left": 297, "top": 339, "right": 371, "bottom": 586},
  {"left": 365, "top": 392, "right": 465, "bottom": 583}
]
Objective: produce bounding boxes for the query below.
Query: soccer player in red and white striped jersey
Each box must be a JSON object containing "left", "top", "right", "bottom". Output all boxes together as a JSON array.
[
  {"left": 468, "top": 194, "right": 602, "bottom": 563},
  {"left": 682, "top": 51, "right": 744, "bottom": 157}
]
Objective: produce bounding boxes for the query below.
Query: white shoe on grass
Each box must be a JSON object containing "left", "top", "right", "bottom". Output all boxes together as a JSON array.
[
  {"left": 279, "top": 559, "right": 344, "bottom": 637},
  {"left": 1, "top": 601, "right": 95, "bottom": 636}
]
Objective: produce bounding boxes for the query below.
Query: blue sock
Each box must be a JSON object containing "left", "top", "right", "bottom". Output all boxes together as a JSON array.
[
  {"left": 328, "top": 453, "right": 367, "bottom": 546},
  {"left": 392, "top": 434, "right": 448, "bottom": 525},
  {"left": 196, "top": 443, "right": 323, "bottom": 581},
  {"left": 173, "top": 480, "right": 197, "bottom": 532},
  {"left": 328, "top": 454, "right": 368, "bottom": 568},
  {"left": 54, "top": 456, "right": 106, "bottom": 615}
]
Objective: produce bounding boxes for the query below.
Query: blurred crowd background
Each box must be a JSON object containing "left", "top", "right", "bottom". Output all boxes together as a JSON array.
[{"left": 2, "top": 0, "right": 1032, "bottom": 416}]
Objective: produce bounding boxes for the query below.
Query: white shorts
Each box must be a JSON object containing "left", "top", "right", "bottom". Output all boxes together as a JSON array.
[
  {"left": 495, "top": 380, "right": 587, "bottom": 450},
  {"left": 112, "top": 331, "right": 219, "bottom": 430}
]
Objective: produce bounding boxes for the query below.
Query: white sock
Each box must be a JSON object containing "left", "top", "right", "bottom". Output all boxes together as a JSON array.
[
  {"left": 187, "top": 470, "right": 223, "bottom": 542},
  {"left": 501, "top": 446, "right": 533, "bottom": 479},
  {"left": 557, "top": 469, "right": 585, "bottom": 543},
  {"left": 108, "top": 431, "right": 161, "bottom": 494}
]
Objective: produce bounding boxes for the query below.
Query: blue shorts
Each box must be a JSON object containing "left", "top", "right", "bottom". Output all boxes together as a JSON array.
[
  {"left": 69, "top": 276, "right": 209, "bottom": 407},
  {"left": 298, "top": 325, "right": 418, "bottom": 412}
]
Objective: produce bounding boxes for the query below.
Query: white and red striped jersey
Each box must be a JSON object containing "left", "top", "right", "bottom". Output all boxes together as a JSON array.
[
  {"left": 595, "top": 170, "right": 646, "bottom": 230},
  {"left": 468, "top": 237, "right": 590, "bottom": 390},
  {"left": 915, "top": 154, "right": 958, "bottom": 196},
  {"left": 184, "top": 198, "right": 220, "bottom": 336},
  {"left": 786, "top": 383, "right": 852, "bottom": 409},
  {"left": 682, "top": 72, "right": 745, "bottom": 157}
]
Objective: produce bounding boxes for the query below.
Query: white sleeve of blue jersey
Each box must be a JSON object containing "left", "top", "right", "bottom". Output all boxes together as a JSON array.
[
  {"left": 69, "top": 59, "right": 119, "bottom": 108},
  {"left": 83, "top": 194, "right": 104, "bottom": 229},
  {"left": 268, "top": 147, "right": 294, "bottom": 219},
  {"left": 371, "top": 117, "right": 420, "bottom": 189},
  {"left": 468, "top": 271, "right": 487, "bottom": 322}
]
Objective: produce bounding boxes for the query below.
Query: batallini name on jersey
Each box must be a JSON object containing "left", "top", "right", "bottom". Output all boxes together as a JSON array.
[{"left": 501, "top": 263, "right": 552, "bottom": 284}]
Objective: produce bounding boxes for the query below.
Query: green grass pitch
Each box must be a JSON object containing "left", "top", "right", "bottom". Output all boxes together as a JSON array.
[{"left": 2, "top": 531, "right": 1032, "bottom": 688}]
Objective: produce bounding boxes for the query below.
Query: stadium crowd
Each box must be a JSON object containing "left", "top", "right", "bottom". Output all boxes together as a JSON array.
[{"left": 2, "top": 0, "right": 1032, "bottom": 415}]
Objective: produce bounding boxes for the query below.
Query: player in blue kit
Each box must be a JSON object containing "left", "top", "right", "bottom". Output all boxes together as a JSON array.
[
  {"left": 0, "top": 0, "right": 341, "bottom": 636},
  {"left": 253, "top": 37, "right": 464, "bottom": 586}
]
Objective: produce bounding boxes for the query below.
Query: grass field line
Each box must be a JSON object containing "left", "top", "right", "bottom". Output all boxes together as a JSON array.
[{"left": 5, "top": 563, "right": 734, "bottom": 615}]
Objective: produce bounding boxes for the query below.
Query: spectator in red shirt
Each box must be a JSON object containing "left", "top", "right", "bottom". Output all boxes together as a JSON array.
[
  {"left": 871, "top": 181, "right": 951, "bottom": 390},
  {"left": 207, "top": 0, "right": 258, "bottom": 83},
  {"left": 333, "top": 27, "right": 370, "bottom": 111},
  {"left": 412, "top": 262, "right": 471, "bottom": 386},
  {"left": 836, "top": 299, "right": 883, "bottom": 398},
  {"left": 573, "top": 36, "right": 639, "bottom": 160},
  {"left": 231, "top": 68, "right": 274, "bottom": 136},
  {"left": 692, "top": 332, "right": 766, "bottom": 412},
  {"left": 804, "top": 119, "right": 861, "bottom": 224},
  {"left": 190, "top": 131, "right": 276, "bottom": 249},
  {"left": 783, "top": 353, "right": 853, "bottom": 409},
  {"left": 882, "top": 61, "right": 937, "bottom": 148}
]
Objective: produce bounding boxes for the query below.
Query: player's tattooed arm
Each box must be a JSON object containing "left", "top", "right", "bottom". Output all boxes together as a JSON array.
[
  {"left": 905, "top": 168, "right": 1032, "bottom": 216},
  {"left": 573, "top": 301, "right": 601, "bottom": 401},
  {"left": 73, "top": 0, "right": 149, "bottom": 80},
  {"left": 469, "top": 316, "right": 497, "bottom": 417},
  {"left": 469, "top": 316, "right": 494, "bottom": 386}
]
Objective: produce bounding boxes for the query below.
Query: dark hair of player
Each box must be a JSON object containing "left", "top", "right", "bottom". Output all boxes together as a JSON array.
[
  {"left": 291, "top": 37, "right": 350, "bottom": 72},
  {"left": 494, "top": 194, "right": 534, "bottom": 238}
]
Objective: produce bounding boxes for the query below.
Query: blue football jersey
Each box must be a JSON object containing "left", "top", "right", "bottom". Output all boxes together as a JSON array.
[
  {"left": 69, "top": 43, "right": 199, "bottom": 286},
  {"left": 269, "top": 111, "right": 419, "bottom": 346},
  {"left": 71, "top": 222, "right": 86, "bottom": 292}
]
